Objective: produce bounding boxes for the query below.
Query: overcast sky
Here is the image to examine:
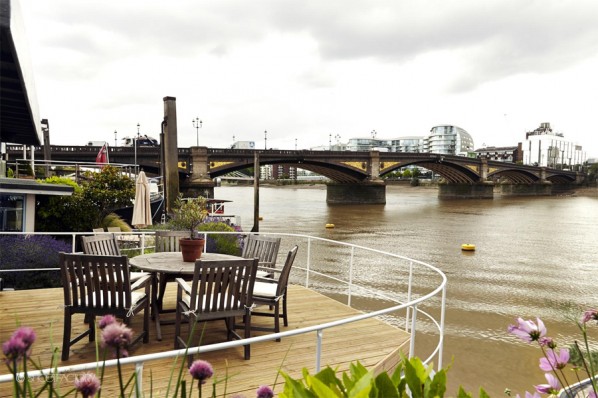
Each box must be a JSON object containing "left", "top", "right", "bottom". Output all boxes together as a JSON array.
[{"left": 19, "top": 0, "right": 598, "bottom": 157}]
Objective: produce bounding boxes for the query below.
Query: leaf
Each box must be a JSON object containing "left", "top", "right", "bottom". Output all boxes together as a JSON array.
[
  {"left": 427, "top": 368, "right": 447, "bottom": 398},
  {"left": 374, "top": 372, "right": 400, "bottom": 398},
  {"left": 457, "top": 386, "right": 473, "bottom": 398},
  {"left": 347, "top": 371, "right": 373, "bottom": 398}
]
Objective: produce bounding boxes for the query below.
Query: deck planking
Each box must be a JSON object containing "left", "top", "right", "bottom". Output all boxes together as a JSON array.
[{"left": 0, "top": 284, "right": 409, "bottom": 397}]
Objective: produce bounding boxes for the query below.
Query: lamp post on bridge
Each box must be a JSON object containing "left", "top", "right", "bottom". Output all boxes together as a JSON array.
[
  {"left": 264, "top": 130, "right": 267, "bottom": 150},
  {"left": 193, "top": 117, "right": 202, "bottom": 146},
  {"left": 114, "top": 130, "right": 117, "bottom": 147},
  {"left": 295, "top": 138, "right": 297, "bottom": 150},
  {"left": 134, "top": 123, "right": 140, "bottom": 167}
]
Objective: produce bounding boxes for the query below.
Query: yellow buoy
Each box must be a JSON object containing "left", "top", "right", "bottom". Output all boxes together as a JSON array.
[
  {"left": 325, "top": 223, "right": 335, "bottom": 229},
  {"left": 258, "top": 216, "right": 263, "bottom": 221},
  {"left": 461, "top": 243, "right": 476, "bottom": 251}
]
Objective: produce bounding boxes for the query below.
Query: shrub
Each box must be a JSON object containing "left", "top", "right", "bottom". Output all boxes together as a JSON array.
[
  {"left": 196, "top": 221, "right": 243, "bottom": 255},
  {"left": 0, "top": 235, "right": 70, "bottom": 289}
]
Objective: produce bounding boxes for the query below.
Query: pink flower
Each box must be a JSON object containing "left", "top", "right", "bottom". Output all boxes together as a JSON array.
[
  {"left": 581, "top": 309, "right": 598, "bottom": 324},
  {"left": 2, "top": 326, "right": 36, "bottom": 362},
  {"left": 74, "top": 373, "right": 101, "bottom": 398},
  {"left": 100, "top": 323, "right": 133, "bottom": 357},
  {"left": 256, "top": 385, "right": 274, "bottom": 398},
  {"left": 534, "top": 373, "right": 560, "bottom": 395},
  {"left": 538, "top": 337, "right": 556, "bottom": 349},
  {"left": 98, "top": 315, "right": 117, "bottom": 330},
  {"left": 539, "top": 348, "right": 569, "bottom": 371},
  {"left": 189, "top": 359, "right": 213, "bottom": 385},
  {"left": 508, "top": 317, "right": 547, "bottom": 343}
]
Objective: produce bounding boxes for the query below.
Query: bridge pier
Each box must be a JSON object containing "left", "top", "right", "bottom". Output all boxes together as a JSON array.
[
  {"left": 326, "top": 182, "right": 386, "bottom": 204},
  {"left": 438, "top": 182, "right": 494, "bottom": 199},
  {"left": 499, "top": 182, "right": 552, "bottom": 196}
]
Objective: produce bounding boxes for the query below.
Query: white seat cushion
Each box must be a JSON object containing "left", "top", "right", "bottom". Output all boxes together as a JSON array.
[
  {"left": 253, "top": 281, "right": 278, "bottom": 298},
  {"left": 76, "top": 291, "right": 146, "bottom": 308},
  {"left": 130, "top": 271, "right": 145, "bottom": 281}
]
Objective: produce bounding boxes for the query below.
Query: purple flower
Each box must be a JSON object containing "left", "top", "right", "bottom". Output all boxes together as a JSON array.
[
  {"left": 256, "top": 385, "right": 274, "bottom": 398},
  {"left": 581, "top": 309, "right": 598, "bottom": 324},
  {"left": 539, "top": 348, "right": 570, "bottom": 371},
  {"left": 100, "top": 323, "right": 133, "bottom": 357},
  {"left": 508, "top": 317, "right": 547, "bottom": 343},
  {"left": 539, "top": 337, "right": 556, "bottom": 349},
  {"left": 189, "top": 359, "right": 213, "bottom": 385},
  {"left": 74, "top": 373, "right": 101, "bottom": 397},
  {"left": 534, "top": 373, "right": 560, "bottom": 395},
  {"left": 2, "top": 326, "right": 36, "bottom": 362},
  {"left": 98, "top": 315, "right": 117, "bottom": 330}
]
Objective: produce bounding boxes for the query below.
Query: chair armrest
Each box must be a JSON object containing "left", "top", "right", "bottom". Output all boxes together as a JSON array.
[
  {"left": 175, "top": 277, "right": 192, "bottom": 295},
  {"left": 131, "top": 274, "right": 151, "bottom": 290}
]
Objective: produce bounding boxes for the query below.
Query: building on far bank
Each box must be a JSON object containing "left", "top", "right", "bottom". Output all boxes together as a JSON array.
[
  {"left": 475, "top": 144, "right": 523, "bottom": 163},
  {"left": 424, "top": 125, "right": 474, "bottom": 156},
  {"left": 522, "top": 122, "right": 585, "bottom": 168}
]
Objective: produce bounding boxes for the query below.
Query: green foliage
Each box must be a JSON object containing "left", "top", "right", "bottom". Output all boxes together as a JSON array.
[
  {"left": 101, "top": 213, "right": 132, "bottom": 232},
  {"left": 196, "top": 222, "right": 242, "bottom": 255},
  {"left": 6, "top": 167, "right": 15, "bottom": 178},
  {"left": 279, "top": 356, "right": 487, "bottom": 398},
  {"left": 35, "top": 166, "right": 135, "bottom": 232},
  {"left": 169, "top": 195, "right": 208, "bottom": 238}
]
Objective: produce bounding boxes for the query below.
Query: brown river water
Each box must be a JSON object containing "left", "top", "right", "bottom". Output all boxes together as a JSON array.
[{"left": 214, "top": 184, "right": 598, "bottom": 396}]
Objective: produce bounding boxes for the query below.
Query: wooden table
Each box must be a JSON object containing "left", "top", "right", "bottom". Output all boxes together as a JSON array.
[{"left": 130, "top": 252, "right": 242, "bottom": 340}]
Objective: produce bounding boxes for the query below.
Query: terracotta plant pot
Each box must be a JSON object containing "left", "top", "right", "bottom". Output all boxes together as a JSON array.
[{"left": 179, "top": 238, "right": 205, "bottom": 262}]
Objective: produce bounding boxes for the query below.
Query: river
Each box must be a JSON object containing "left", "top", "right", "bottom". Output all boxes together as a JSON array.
[{"left": 213, "top": 183, "right": 598, "bottom": 396}]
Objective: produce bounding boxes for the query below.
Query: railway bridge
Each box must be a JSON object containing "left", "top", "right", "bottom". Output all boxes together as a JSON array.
[{"left": 6, "top": 144, "right": 584, "bottom": 204}]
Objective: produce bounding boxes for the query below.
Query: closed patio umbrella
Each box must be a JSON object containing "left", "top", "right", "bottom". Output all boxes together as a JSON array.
[{"left": 132, "top": 171, "right": 152, "bottom": 228}]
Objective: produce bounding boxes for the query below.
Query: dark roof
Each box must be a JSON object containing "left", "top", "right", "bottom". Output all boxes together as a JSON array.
[
  {"left": 0, "top": 177, "right": 74, "bottom": 196},
  {"left": 0, "top": 0, "right": 42, "bottom": 146}
]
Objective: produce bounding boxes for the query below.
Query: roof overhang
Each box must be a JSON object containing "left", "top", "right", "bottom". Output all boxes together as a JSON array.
[
  {"left": 0, "top": 0, "right": 42, "bottom": 146},
  {"left": 0, "top": 178, "right": 74, "bottom": 196}
]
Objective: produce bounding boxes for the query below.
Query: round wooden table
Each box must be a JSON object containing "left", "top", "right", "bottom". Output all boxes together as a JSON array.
[
  {"left": 130, "top": 252, "right": 243, "bottom": 340},
  {"left": 130, "top": 252, "right": 241, "bottom": 274}
]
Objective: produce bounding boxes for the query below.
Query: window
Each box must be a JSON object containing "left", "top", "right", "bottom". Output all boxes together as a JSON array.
[{"left": 0, "top": 194, "right": 24, "bottom": 232}]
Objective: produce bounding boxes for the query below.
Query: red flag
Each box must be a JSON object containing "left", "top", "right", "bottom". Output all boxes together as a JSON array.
[{"left": 95, "top": 143, "right": 108, "bottom": 164}]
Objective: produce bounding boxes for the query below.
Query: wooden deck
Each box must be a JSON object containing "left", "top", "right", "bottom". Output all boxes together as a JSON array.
[{"left": 0, "top": 284, "right": 410, "bottom": 397}]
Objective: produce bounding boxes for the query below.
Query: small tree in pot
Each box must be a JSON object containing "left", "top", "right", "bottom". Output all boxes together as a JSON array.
[{"left": 169, "top": 195, "right": 208, "bottom": 261}]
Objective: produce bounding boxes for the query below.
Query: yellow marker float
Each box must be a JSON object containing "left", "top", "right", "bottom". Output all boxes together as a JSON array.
[{"left": 461, "top": 243, "right": 476, "bottom": 251}]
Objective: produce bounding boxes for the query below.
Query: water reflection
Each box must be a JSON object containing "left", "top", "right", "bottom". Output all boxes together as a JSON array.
[{"left": 215, "top": 184, "right": 598, "bottom": 395}]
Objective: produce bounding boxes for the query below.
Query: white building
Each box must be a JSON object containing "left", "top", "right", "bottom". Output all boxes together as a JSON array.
[
  {"left": 424, "top": 125, "right": 474, "bottom": 156},
  {"left": 522, "top": 122, "right": 585, "bottom": 168}
]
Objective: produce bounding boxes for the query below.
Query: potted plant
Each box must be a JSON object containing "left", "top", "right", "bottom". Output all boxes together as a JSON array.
[{"left": 169, "top": 195, "right": 208, "bottom": 262}]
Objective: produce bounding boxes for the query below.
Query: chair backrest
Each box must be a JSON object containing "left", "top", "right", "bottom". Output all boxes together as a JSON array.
[
  {"left": 92, "top": 228, "right": 105, "bottom": 233},
  {"left": 81, "top": 234, "right": 121, "bottom": 256},
  {"left": 187, "top": 258, "right": 258, "bottom": 318},
  {"left": 241, "top": 235, "right": 281, "bottom": 268},
  {"left": 107, "top": 227, "right": 121, "bottom": 232},
  {"left": 155, "top": 230, "right": 190, "bottom": 252},
  {"left": 59, "top": 253, "right": 133, "bottom": 311},
  {"left": 275, "top": 245, "right": 298, "bottom": 296}
]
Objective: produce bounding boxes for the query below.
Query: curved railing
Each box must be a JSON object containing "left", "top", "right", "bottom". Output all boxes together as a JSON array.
[{"left": 0, "top": 231, "right": 447, "bottom": 388}]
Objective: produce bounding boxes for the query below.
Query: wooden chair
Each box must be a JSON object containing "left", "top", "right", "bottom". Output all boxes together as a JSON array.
[
  {"left": 81, "top": 234, "right": 122, "bottom": 256},
  {"left": 174, "top": 257, "right": 258, "bottom": 362},
  {"left": 59, "top": 253, "right": 150, "bottom": 360},
  {"left": 154, "top": 230, "right": 191, "bottom": 310},
  {"left": 81, "top": 234, "right": 145, "bottom": 281},
  {"left": 250, "top": 246, "right": 298, "bottom": 340},
  {"left": 92, "top": 228, "right": 105, "bottom": 233},
  {"left": 106, "top": 227, "right": 121, "bottom": 232},
  {"left": 241, "top": 235, "right": 281, "bottom": 269}
]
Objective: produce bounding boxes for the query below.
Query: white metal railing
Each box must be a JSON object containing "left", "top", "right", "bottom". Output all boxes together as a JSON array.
[{"left": 0, "top": 231, "right": 447, "bottom": 389}]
